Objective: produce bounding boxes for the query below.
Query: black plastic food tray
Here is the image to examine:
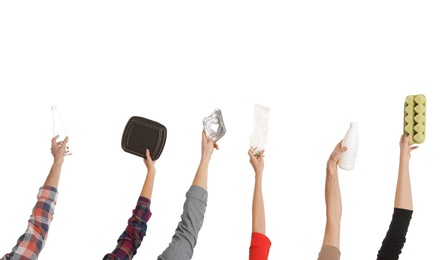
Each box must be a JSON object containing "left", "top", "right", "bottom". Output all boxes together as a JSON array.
[{"left": 121, "top": 116, "right": 167, "bottom": 160}]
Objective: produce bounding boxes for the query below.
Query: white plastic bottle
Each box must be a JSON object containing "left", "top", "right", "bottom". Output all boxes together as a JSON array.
[
  {"left": 339, "top": 122, "right": 359, "bottom": 171},
  {"left": 51, "top": 106, "right": 72, "bottom": 156}
]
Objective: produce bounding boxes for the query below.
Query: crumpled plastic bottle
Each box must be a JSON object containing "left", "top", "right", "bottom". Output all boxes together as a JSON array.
[{"left": 250, "top": 103, "right": 270, "bottom": 155}]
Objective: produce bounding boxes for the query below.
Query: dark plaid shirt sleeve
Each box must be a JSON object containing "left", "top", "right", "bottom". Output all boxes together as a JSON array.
[
  {"left": 103, "top": 196, "right": 152, "bottom": 260},
  {"left": 2, "top": 186, "right": 58, "bottom": 260}
]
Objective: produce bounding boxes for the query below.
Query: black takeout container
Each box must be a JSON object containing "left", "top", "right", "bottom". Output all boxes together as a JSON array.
[{"left": 121, "top": 116, "right": 167, "bottom": 160}]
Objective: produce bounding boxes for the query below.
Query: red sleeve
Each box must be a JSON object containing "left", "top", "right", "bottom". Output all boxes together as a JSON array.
[{"left": 249, "top": 232, "right": 271, "bottom": 260}]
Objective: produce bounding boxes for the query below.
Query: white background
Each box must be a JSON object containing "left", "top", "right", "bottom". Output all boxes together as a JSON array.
[{"left": 0, "top": 1, "right": 439, "bottom": 259}]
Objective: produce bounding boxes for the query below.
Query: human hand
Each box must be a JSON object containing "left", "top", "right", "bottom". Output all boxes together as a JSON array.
[
  {"left": 51, "top": 135, "right": 68, "bottom": 165},
  {"left": 201, "top": 130, "right": 219, "bottom": 161},
  {"left": 143, "top": 149, "right": 156, "bottom": 173},
  {"left": 328, "top": 140, "right": 348, "bottom": 167},
  {"left": 400, "top": 133, "right": 418, "bottom": 162},
  {"left": 248, "top": 147, "right": 264, "bottom": 177}
]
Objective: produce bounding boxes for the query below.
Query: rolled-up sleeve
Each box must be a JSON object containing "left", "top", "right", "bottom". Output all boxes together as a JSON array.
[
  {"left": 103, "top": 196, "right": 152, "bottom": 260},
  {"left": 158, "top": 185, "right": 208, "bottom": 260},
  {"left": 377, "top": 208, "right": 413, "bottom": 260},
  {"left": 249, "top": 232, "right": 272, "bottom": 260},
  {"left": 2, "top": 186, "right": 58, "bottom": 260}
]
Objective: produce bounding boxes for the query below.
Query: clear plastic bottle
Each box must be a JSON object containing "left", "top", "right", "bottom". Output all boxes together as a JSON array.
[
  {"left": 51, "top": 106, "right": 72, "bottom": 156},
  {"left": 250, "top": 103, "right": 271, "bottom": 156},
  {"left": 339, "top": 122, "right": 359, "bottom": 171}
]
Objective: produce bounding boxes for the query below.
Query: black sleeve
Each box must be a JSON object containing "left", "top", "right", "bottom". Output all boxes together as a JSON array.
[{"left": 376, "top": 208, "right": 413, "bottom": 260}]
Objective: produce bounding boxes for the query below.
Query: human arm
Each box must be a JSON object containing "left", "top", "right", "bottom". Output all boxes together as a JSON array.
[
  {"left": 141, "top": 149, "right": 157, "bottom": 199},
  {"left": 376, "top": 134, "right": 416, "bottom": 260},
  {"left": 394, "top": 134, "right": 417, "bottom": 210},
  {"left": 158, "top": 130, "right": 217, "bottom": 260},
  {"left": 1, "top": 136, "right": 66, "bottom": 260},
  {"left": 249, "top": 148, "right": 266, "bottom": 235},
  {"left": 103, "top": 149, "right": 155, "bottom": 260},
  {"left": 321, "top": 140, "right": 347, "bottom": 250},
  {"left": 191, "top": 130, "right": 218, "bottom": 190},
  {"left": 248, "top": 148, "right": 272, "bottom": 260},
  {"left": 43, "top": 135, "right": 68, "bottom": 188}
]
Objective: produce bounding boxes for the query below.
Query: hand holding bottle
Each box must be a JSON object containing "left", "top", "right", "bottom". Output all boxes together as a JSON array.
[
  {"left": 51, "top": 135, "right": 69, "bottom": 165},
  {"left": 51, "top": 106, "right": 72, "bottom": 156}
]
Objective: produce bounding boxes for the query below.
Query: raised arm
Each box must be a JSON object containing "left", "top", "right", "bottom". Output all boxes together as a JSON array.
[
  {"left": 249, "top": 148, "right": 266, "bottom": 234},
  {"left": 158, "top": 130, "right": 218, "bottom": 260},
  {"left": 377, "top": 134, "right": 417, "bottom": 260},
  {"left": 2, "top": 136, "right": 68, "bottom": 260},
  {"left": 44, "top": 135, "right": 69, "bottom": 188},
  {"left": 318, "top": 140, "right": 346, "bottom": 260},
  {"left": 192, "top": 130, "right": 218, "bottom": 190},
  {"left": 141, "top": 149, "right": 157, "bottom": 199},
  {"left": 103, "top": 149, "right": 156, "bottom": 260},
  {"left": 395, "top": 134, "right": 417, "bottom": 210},
  {"left": 248, "top": 148, "right": 272, "bottom": 260},
  {"left": 323, "top": 140, "right": 346, "bottom": 248}
]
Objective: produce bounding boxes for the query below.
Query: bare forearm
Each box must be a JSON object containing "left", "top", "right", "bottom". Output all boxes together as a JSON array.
[
  {"left": 395, "top": 160, "right": 412, "bottom": 210},
  {"left": 252, "top": 175, "right": 265, "bottom": 234},
  {"left": 192, "top": 159, "right": 210, "bottom": 190},
  {"left": 325, "top": 163, "right": 342, "bottom": 221},
  {"left": 323, "top": 162, "right": 341, "bottom": 248},
  {"left": 43, "top": 163, "right": 63, "bottom": 188},
  {"left": 140, "top": 170, "right": 156, "bottom": 199}
]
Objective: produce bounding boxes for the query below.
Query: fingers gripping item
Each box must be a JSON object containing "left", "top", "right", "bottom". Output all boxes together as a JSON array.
[
  {"left": 121, "top": 116, "right": 167, "bottom": 160},
  {"left": 250, "top": 103, "right": 271, "bottom": 155},
  {"left": 404, "top": 94, "right": 426, "bottom": 144},
  {"left": 51, "top": 105, "right": 72, "bottom": 156},
  {"left": 203, "top": 109, "right": 226, "bottom": 142}
]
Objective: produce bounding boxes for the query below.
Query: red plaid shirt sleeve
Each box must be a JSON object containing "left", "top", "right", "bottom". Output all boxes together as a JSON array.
[
  {"left": 103, "top": 196, "right": 152, "bottom": 260},
  {"left": 2, "top": 186, "right": 58, "bottom": 260}
]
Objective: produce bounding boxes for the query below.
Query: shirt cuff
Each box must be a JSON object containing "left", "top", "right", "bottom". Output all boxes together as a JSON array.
[
  {"left": 137, "top": 196, "right": 152, "bottom": 222},
  {"left": 38, "top": 186, "right": 58, "bottom": 204},
  {"left": 250, "top": 232, "right": 272, "bottom": 259},
  {"left": 251, "top": 232, "right": 272, "bottom": 248},
  {"left": 394, "top": 207, "right": 414, "bottom": 217},
  {"left": 187, "top": 185, "right": 208, "bottom": 205},
  {"left": 393, "top": 207, "right": 413, "bottom": 230}
]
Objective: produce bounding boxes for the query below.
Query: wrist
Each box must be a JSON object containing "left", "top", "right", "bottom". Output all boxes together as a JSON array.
[
  {"left": 326, "top": 162, "right": 338, "bottom": 173},
  {"left": 52, "top": 161, "right": 63, "bottom": 168},
  {"left": 200, "top": 156, "right": 211, "bottom": 164},
  {"left": 327, "top": 159, "right": 337, "bottom": 168},
  {"left": 399, "top": 159, "right": 410, "bottom": 167},
  {"left": 399, "top": 155, "right": 410, "bottom": 163}
]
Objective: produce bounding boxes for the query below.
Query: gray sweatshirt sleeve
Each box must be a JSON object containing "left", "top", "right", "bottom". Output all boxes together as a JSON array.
[{"left": 158, "top": 185, "right": 208, "bottom": 260}]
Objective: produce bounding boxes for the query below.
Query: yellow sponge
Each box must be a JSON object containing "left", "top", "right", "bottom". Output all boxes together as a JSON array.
[{"left": 404, "top": 94, "right": 426, "bottom": 144}]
